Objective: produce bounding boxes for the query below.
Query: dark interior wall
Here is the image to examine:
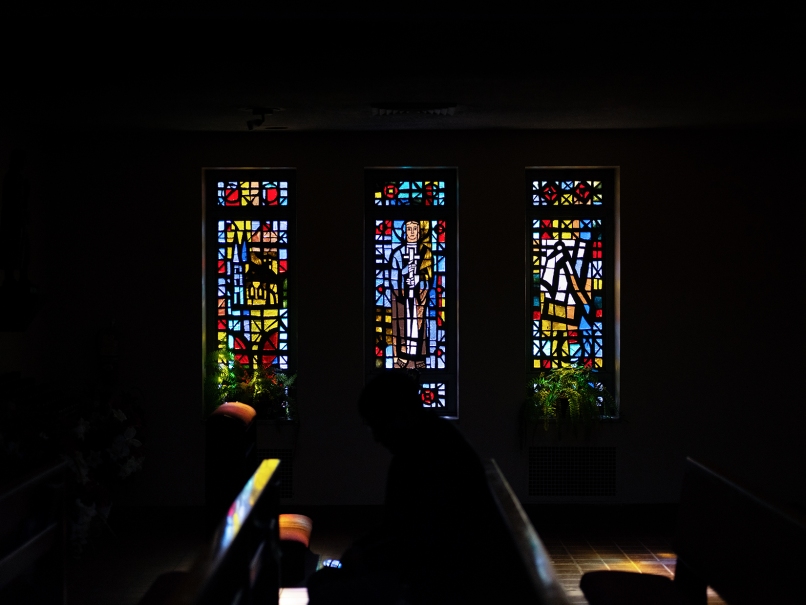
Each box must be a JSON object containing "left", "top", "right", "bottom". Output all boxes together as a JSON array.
[{"left": 5, "top": 128, "right": 804, "bottom": 508}]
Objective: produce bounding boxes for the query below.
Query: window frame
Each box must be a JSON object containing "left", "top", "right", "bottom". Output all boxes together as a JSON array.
[
  {"left": 364, "top": 168, "right": 459, "bottom": 417},
  {"left": 202, "top": 168, "right": 298, "bottom": 411},
  {"left": 525, "top": 167, "right": 619, "bottom": 412}
]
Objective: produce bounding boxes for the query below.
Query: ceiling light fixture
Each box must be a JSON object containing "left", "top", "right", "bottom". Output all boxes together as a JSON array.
[
  {"left": 246, "top": 107, "right": 282, "bottom": 130},
  {"left": 371, "top": 102, "right": 456, "bottom": 116}
]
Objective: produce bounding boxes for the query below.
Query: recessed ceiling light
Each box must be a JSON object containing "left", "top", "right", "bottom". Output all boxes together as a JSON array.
[{"left": 371, "top": 102, "right": 456, "bottom": 116}]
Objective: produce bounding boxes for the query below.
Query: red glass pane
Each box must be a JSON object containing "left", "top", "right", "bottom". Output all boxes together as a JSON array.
[{"left": 263, "top": 333, "right": 279, "bottom": 351}]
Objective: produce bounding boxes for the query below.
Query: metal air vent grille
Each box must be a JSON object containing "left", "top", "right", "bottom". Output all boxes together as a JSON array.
[{"left": 528, "top": 446, "right": 616, "bottom": 498}]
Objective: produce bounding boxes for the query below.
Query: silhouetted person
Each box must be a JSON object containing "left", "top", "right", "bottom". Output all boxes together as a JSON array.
[{"left": 307, "top": 371, "right": 508, "bottom": 605}]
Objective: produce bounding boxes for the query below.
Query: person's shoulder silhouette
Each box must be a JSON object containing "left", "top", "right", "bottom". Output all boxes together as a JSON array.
[{"left": 309, "top": 371, "right": 513, "bottom": 605}]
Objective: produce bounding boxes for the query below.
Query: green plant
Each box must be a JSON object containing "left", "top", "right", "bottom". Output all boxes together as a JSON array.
[
  {"left": 204, "top": 348, "right": 297, "bottom": 420},
  {"left": 520, "top": 365, "right": 616, "bottom": 442}
]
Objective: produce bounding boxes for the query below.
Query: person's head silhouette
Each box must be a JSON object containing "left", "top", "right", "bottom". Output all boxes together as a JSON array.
[{"left": 358, "top": 371, "right": 423, "bottom": 453}]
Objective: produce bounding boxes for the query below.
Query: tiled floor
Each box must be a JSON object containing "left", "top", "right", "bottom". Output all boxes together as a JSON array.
[
  {"left": 66, "top": 505, "right": 728, "bottom": 605},
  {"left": 540, "top": 533, "right": 725, "bottom": 604}
]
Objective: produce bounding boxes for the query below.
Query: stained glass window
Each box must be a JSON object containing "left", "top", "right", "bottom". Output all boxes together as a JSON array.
[
  {"left": 205, "top": 172, "right": 295, "bottom": 376},
  {"left": 527, "top": 170, "right": 616, "bottom": 400},
  {"left": 366, "top": 170, "right": 457, "bottom": 416},
  {"left": 216, "top": 180, "right": 289, "bottom": 207}
]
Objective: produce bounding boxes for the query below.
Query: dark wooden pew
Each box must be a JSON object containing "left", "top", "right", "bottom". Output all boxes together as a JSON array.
[
  {"left": 0, "top": 459, "right": 68, "bottom": 605},
  {"left": 484, "top": 459, "right": 573, "bottom": 605},
  {"left": 139, "top": 457, "right": 282, "bottom": 605},
  {"left": 205, "top": 402, "right": 258, "bottom": 531},
  {"left": 581, "top": 457, "right": 806, "bottom": 605}
]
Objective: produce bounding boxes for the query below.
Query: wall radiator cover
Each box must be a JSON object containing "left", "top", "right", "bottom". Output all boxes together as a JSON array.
[{"left": 529, "top": 446, "right": 616, "bottom": 497}]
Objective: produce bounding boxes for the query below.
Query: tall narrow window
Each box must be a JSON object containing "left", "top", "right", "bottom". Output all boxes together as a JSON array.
[
  {"left": 527, "top": 169, "right": 617, "bottom": 402},
  {"left": 366, "top": 170, "right": 457, "bottom": 416},
  {"left": 204, "top": 170, "right": 296, "bottom": 375}
]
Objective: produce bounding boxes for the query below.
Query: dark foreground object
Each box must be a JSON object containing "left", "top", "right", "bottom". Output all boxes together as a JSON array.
[
  {"left": 139, "top": 458, "right": 281, "bottom": 605},
  {"left": 307, "top": 459, "right": 572, "bottom": 605},
  {"left": 580, "top": 457, "right": 806, "bottom": 605},
  {"left": 0, "top": 460, "right": 67, "bottom": 605}
]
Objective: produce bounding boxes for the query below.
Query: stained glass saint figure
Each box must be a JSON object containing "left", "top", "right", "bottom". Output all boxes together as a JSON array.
[{"left": 391, "top": 220, "right": 433, "bottom": 369}]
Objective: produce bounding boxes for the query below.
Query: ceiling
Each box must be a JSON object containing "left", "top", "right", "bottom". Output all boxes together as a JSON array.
[{"left": 1, "top": 6, "right": 802, "bottom": 133}]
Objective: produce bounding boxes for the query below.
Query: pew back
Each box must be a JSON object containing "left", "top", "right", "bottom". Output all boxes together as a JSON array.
[
  {"left": 0, "top": 459, "right": 67, "bottom": 605},
  {"left": 484, "top": 459, "right": 573, "bottom": 605},
  {"left": 140, "top": 458, "right": 283, "bottom": 605},
  {"left": 674, "top": 457, "right": 806, "bottom": 605}
]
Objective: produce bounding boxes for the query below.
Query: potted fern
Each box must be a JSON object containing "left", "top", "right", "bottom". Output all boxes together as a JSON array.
[
  {"left": 520, "top": 365, "right": 616, "bottom": 442},
  {"left": 204, "top": 348, "right": 297, "bottom": 421}
]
